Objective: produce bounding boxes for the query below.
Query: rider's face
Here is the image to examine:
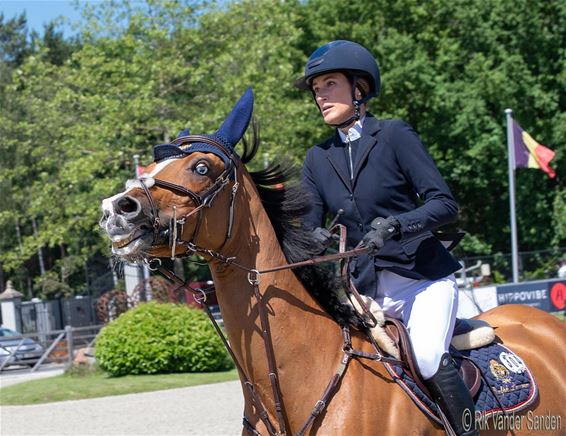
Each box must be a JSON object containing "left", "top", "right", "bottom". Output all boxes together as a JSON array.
[{"left": 311, "top": 72, "right": 363, "bottom": 128}]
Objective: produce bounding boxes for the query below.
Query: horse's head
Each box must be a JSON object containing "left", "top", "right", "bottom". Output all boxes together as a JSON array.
[{"left": 100, "top": 88, "right": 254, "bottom": 262}]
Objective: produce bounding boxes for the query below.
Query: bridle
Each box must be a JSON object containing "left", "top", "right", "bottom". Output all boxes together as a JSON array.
[{"left": 135, "top": 134, "right": 240, "bottom": 259}]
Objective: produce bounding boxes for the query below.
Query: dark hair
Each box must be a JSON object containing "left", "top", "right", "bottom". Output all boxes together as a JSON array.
[{"left": 343, "top": 71, "right": 370, "bottom": 99}]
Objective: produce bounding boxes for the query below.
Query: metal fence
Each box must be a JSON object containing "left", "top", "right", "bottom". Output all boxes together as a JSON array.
[
  {"left": 459, "top": 247, "right": 565, "bottom": 285},
  {"left": 0, "top": 324, "right": 103, "bottom": 373}
]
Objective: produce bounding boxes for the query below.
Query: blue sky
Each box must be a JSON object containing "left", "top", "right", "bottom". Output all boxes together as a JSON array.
[{"left": 0, "top": 0, "right": 89, "bottom": 36}]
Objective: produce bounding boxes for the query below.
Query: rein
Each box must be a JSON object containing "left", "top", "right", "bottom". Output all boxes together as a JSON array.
[{"left": 150, "top": 232, "right": 405, "bottom": 436}]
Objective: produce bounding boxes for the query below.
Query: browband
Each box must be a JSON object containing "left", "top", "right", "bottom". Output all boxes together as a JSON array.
[{"left": 171, "top": 134, "right": 235, "bottom": 161}]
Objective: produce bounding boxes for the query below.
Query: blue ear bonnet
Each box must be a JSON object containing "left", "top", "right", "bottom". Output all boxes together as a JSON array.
[{"left": 153, "top": 88, "right": 254, "bottom": 167}]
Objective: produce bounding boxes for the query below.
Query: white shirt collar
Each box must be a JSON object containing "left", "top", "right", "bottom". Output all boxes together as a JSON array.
[{"left": 338, "top": 115, "right": 365, "bottom": 143}]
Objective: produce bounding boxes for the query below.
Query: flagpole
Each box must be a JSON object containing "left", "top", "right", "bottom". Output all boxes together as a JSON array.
[{"left": 505, "top": 108, "right": 520, "bottom": 283}]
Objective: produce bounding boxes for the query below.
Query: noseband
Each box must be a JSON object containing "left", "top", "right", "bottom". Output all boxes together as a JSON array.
[{"left": 136, "top": 134, "right": 239, "bottom": 259}]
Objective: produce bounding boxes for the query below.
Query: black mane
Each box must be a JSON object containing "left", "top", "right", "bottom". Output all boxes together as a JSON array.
[{"left": 239, "top": 124, "right": 363, "bottom": 327}]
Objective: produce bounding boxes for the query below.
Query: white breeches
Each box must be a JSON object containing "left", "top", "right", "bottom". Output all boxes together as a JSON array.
[{"left": 376, "top": 270, "right": 458, "bottom": 379}]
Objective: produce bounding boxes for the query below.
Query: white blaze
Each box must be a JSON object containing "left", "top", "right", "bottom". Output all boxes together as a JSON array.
[{"left": 101, "top": 158, "right": 178, "bottom": 214}]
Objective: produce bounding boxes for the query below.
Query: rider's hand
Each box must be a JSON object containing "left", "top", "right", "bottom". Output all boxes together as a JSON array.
[
  {"left": 311, "top": 227, "right": 333, "bottom": 253},
  {"left": 361, "top": 217, "right": 400, "bottom": 254}
]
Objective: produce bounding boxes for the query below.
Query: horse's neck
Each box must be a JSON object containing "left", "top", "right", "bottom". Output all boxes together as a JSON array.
[
  {"left": 208, "top": 174, "right": 343, "bottom": 385},
  {"left": 204, "top": 174, "right": 402, "bottom": 433}
]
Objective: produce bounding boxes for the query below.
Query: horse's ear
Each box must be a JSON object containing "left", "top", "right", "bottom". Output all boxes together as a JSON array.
[
  {"left": 216, "top": 87, "right": 254, "bottom": 149},
  {"left": 176, "top": 129, "right": 190, "bottom": 138}
]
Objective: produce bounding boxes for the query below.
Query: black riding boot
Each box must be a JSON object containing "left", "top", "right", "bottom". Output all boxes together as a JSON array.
[{"left": 425, "top": 353, "right": 479, "bottom": 436}]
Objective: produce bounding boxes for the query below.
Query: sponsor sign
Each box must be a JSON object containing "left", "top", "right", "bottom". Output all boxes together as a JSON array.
[{"left": 496, "top": 279, "right": 565, "bottom": 312}]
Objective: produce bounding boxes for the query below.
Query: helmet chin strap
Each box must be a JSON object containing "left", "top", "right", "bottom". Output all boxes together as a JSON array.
[{"left": 331, "top": 100, "right": 361, "bottom": 129}]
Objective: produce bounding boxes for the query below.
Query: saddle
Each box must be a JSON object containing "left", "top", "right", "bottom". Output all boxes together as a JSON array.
[
  {"left": 380, "top": 318, "right": 538, "bottom": 425},
  {"left": 383, "top": 317, "right": 485, "bottom": 398},
  {"left": 347, "top": 292, "right": 494, "bottom": 400}
]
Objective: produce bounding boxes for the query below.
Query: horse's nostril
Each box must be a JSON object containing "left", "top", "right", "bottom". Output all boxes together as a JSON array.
[{"left": 116, "top": 196, "right": 140, "bottom": 215}]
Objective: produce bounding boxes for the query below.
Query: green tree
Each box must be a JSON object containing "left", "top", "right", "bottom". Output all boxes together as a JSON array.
[
  {"left": 0, "top": 12, "right": 31, "bottom": 291},
  {"left": 297, "top": 0, "right": 565, "bottom": 255},
  {"left": 36, "top": 22, "right": 81, "bottom": 66},
  {"left": 0, "top": 1, "right": 209, "bottom": 293},
  {"left": 0, "top": 0, "right": 563, "bottom": 295},
  {"left": 0, "top": 12, "right": 29, "bottom": 68}
]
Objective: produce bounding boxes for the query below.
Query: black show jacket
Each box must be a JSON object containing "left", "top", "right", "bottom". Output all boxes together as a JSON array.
[{"left": 301, "top": 114, "right": 462, "bottom": 298}]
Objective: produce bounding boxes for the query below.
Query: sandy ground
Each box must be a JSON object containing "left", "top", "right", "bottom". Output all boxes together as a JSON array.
[{"left": 0, "top": 369, "right": 244, "bottom": 436}]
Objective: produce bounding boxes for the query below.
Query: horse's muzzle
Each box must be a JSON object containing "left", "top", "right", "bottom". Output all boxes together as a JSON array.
[{"left": 100, "top": 193, "right": 158, "bottom": 258}]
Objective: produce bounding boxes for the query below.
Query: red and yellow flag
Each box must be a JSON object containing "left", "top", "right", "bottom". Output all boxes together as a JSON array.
[{"left": 512, "top": 121, "right": 556, "bottom": 178}]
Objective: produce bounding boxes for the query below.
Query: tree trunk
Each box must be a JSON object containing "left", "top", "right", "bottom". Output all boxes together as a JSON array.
[{"left": 32, "top": 217, "right": 46, "bottom": 275}]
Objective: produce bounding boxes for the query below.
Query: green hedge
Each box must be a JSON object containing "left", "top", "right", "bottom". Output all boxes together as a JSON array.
[{"left": 96, "top": 302, "right": 233, "bottom": 376}]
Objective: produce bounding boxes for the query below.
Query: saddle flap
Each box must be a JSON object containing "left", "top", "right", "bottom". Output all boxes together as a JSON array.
[
  {"left": 458, "top": 358, "right": 481, "bottom": 398},
  {"left": 384, "top": 318, "right": 430, "bottom": 396},
  {"left": 384, "top": 316, "right": 481, "bottom": 399}
]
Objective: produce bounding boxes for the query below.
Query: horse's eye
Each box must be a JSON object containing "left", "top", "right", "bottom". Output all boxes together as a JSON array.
[{"left": 194, "top": 162, "right": 209, "bottom": 175}]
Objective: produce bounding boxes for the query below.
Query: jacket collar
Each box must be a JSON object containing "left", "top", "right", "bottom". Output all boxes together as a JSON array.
[
  {"left": 325, "top": 114, "right": 382, "bottom": 191},
  {"left": 352, "top": 114, "right": 381, "bottom": 183},
  {"left": 337, "top": 116, "right": 365, "bottom": 143}
]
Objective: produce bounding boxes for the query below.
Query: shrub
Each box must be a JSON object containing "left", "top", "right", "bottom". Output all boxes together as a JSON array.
[{"left": 95, "top": 302, "right": 233, "bottom": 376}]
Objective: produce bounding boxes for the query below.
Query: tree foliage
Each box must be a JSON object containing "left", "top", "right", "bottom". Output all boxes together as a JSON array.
[{"left": 0, "top": 0, "right": 564, "bottom": 294}]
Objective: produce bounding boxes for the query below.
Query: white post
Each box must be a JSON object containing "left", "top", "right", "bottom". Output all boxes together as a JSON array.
[{"left": 505, "top": 108, "right": 520, "bottom": 283}]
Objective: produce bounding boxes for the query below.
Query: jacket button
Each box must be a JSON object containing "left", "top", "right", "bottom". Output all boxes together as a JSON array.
[
  {"left": 358, "top": 223, "right": 363, "bottom": 230},
  {"left": 349, "top": 194, "right": 354, "bottom": 200}
]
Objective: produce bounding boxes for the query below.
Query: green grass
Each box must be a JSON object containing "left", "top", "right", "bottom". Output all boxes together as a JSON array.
[{"left": 0, "top": 367, "right": 239, "bottom": 406}]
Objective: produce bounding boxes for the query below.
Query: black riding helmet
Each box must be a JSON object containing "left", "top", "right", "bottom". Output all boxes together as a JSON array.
[{"left": 294, "top": 40, "right": 381, "bottom": 128}]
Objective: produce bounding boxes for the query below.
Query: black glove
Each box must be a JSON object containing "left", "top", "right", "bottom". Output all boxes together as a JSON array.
[
  {"left": 361, "top": 217, "right": 400, "bottom": 253},
  {"left": 311, "top": 227, "right": 333, "bottom": 253}
]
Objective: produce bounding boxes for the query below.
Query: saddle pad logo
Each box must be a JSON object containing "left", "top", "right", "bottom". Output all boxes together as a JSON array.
[
  {"left": 489, "top": 359, "right": 510, "bottom": 381},
  {"left": 499, "top": 351, "right": 527, "bottom": 374}
]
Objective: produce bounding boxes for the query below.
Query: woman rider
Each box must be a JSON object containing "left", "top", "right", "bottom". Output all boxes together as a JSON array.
[{"left": 295, "top": 40, "right": 477, "bottom": 436}]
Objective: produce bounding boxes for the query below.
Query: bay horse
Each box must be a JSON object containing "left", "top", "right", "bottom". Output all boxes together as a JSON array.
[{"left": 100, "top": 89, "right": 565, "bottom": 435}]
